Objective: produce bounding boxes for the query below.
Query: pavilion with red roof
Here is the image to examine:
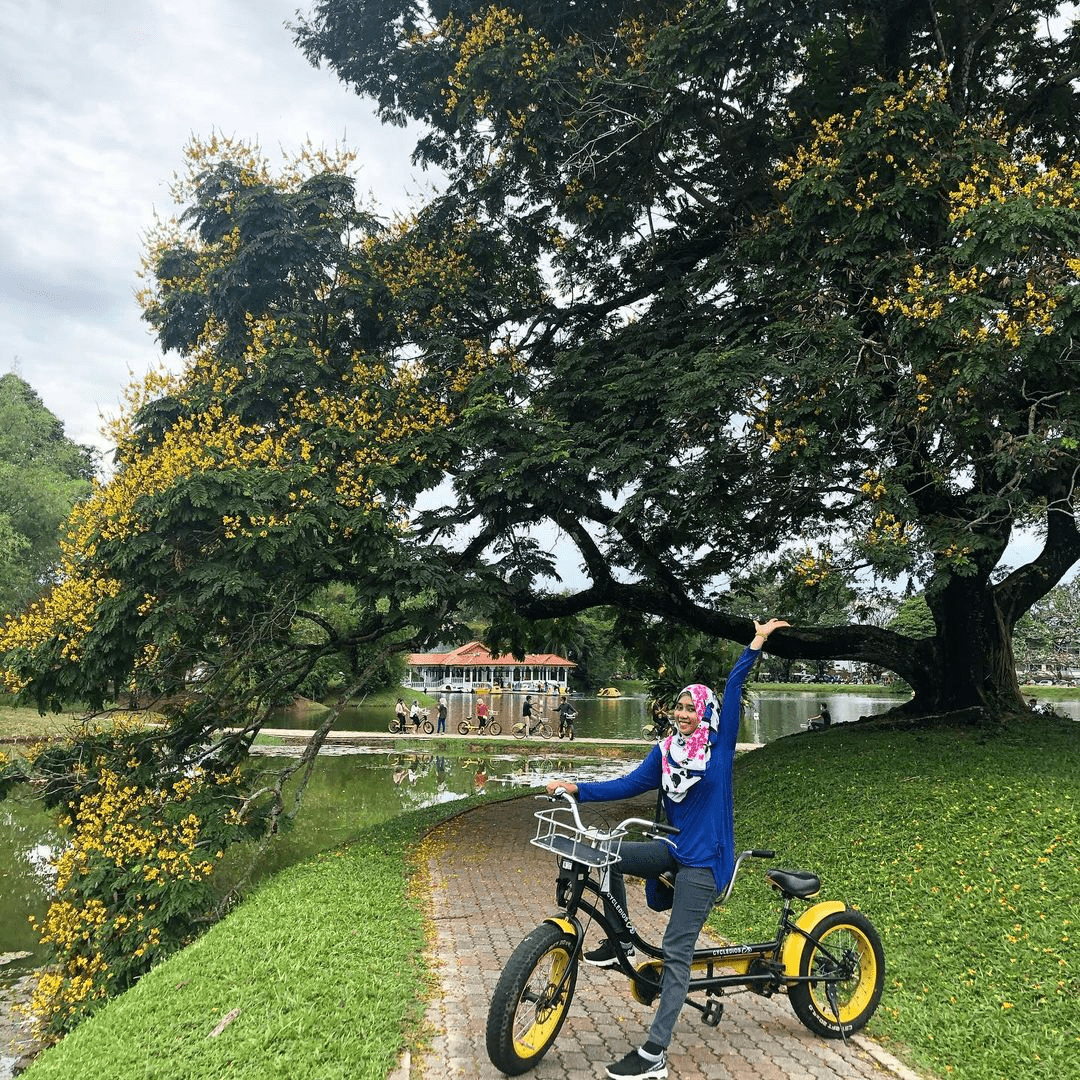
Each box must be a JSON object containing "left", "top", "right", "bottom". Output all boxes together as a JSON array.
[{"left": 405, "top": 641, "right": 575, "bottom": 694}]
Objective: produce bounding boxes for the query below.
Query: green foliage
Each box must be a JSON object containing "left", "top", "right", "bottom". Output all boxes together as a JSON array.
[
  {"left": 1012, "top": 579, "right": 1080, "bottom": 680},
  {"left": 293, "top": 583, "right": 409, "bottom": 700},
  {"left": 0, "top": 373, "right": 94, "bottom": 615},
  {"left": 631, "top": 624, "right": 742, "bottom": 704},
  {"left": 22, "top": 722, "right": 263, "bottom": 1038},
  {"left": 887, "top": 595, "right": 936, "bottom": 639},
  {"left": 0, "top": 744, "right": 30, "bottom": 800},
  {"left": 722, "top": 717, "right": 1079, "bottom": 1080}
]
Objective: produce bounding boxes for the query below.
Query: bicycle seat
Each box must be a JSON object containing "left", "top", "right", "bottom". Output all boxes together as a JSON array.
[{"left": 765, "top": 869, "right": 821, "bottom": 899}]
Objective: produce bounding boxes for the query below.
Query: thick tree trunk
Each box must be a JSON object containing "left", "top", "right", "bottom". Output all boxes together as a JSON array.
[{"left": 905, "top": 575, "right": 1024, "bottom": 716}]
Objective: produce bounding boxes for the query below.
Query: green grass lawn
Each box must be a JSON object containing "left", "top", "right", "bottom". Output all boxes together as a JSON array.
[
  {"left": 751, "top": 680, "right": 912, "bottom": 694},
  {"left": 719, "top": 715, "right": 1078, "bottom": 1080},
  {"left": 0, "top": 703, "right": 87, "bottom": 741}
]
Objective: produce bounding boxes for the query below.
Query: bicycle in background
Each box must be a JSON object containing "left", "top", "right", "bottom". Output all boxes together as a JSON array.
[
  {"left": 512, "top": 714, "right": 553, "bottom": 739},
  {"left": 458, "top": 714, "right": 503, "bottom": 736}
]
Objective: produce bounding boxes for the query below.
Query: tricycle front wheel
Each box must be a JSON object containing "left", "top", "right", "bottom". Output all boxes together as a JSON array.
[{"left": 486, "top": 922, "right": 578, "bottom": 1075}]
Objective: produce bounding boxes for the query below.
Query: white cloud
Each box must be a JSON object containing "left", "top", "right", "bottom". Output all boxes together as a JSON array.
[{"left": 0, "top": 0, "right": 428, "bottom": 454}]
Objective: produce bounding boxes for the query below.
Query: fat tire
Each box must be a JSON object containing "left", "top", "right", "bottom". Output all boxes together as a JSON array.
[
  {"left": 486, "top": 922, "right": 578, "bottom": 1075},
  {"left": 458, "top": 720, "right": 471, "bottom": 735},
  {"left": 788, "top": 908, "right": 884, "bottom": 1038},
  {"left": 421, "top": 720, "right": 434, "bottom": 734},
  {"left": 513, "top": 723, "right": 527, "bottom": 740},
  {"left": 488, "top": 720, "right": 502, "bottom": 735}
]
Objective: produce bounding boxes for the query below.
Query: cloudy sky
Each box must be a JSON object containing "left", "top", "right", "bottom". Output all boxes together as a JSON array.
[
  {"left": 1, "top": 0, "right": 431, "bottom": 458},
  {"left": 0, "top": 1, "right": 1051, "bottom": 583}
]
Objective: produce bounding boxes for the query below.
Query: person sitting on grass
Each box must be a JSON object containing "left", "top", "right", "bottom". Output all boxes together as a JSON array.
[{"left": 807, "top": 702, "right": 832, "bottom": 731}]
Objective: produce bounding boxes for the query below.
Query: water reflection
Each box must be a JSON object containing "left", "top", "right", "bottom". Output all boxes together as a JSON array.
[
  {"left": 743, "top": 691, "right": 901, "bottom": 743},
  {"left": 0, "top": 791, "right": 63, "bottom": 971},
  {"left": 273, "top": 687, "right": 909, "bottom": 743}
]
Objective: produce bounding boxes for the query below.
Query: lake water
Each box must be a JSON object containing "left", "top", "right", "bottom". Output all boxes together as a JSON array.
[{"left": 271, "top": 685, "right": 911, "bottom": 743}]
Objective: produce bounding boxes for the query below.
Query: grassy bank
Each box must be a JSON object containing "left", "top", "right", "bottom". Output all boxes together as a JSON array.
[
  {"left": 0, "top": 685, "right": 433, "bottom": 742},
  {"left": 1019, "top": 684, "right": 1080, "bottom": 703},
  {"left": 0, "top": 704, "right": 84, "bottom": 742},
  {"left": 318, "top": 686, "right": 439, "bottom": 711},
  {"left": 750, "top": 680, "right": 912, "bottom": 695},
  {"left": 718, "top": 716, "right": 1078, "bottom": 1080},
  {"left": 22, "top": 791, "right": 510, "bottom": 1080}
]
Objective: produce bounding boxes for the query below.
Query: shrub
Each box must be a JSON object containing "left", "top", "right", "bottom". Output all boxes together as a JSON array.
[{"left": 24, "top": 728, "right": 259, "bottom": 1039}]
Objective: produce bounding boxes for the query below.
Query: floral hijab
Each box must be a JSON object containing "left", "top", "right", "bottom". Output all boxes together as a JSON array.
[{"left": 660, "top": 683, "right": 721, "bottom": 802}]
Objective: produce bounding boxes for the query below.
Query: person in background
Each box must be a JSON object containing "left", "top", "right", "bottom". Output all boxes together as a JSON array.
[
  {"left": 807, "top": 702, "right": 832, "bottom": 731},
  {"left": 410, "top": 699, "right": 421, "bottom": 731},
  {"left": 544, "top": 618, "right": 790, "bottom": 1080},
  {"left": 522, "top": 694, "right": 535, "bottom": 733},
  {"left": 476, "top": 695, "right": 490, "bottom": 731},
  {"left": 556, "top": 696, "right": 577, "bottom": 740},
  {"left": 394, "top": 698, "right": 408, "bottom": 733},
  {"left": 649, "top": 698, "right": 669, "bottom": 738},
  {"left": 437, "top": 696, "right": 448, "bottom": 733}
]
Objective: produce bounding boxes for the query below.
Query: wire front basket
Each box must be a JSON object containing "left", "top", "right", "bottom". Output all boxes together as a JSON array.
[{"left": 531, "top": 807, "right": 626, "bottom": 868}]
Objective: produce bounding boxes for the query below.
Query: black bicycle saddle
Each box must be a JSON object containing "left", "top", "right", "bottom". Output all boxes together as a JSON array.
[{"left": 765, "top": 868, "right": 821, "bottom": 899}]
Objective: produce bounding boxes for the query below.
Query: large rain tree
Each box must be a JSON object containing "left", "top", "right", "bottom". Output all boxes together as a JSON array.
[{"left": 293, "top": 0, "right": 1080, "bottom": 718}]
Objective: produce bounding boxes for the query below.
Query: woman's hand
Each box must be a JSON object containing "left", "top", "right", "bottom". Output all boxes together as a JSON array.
[
  {"left": 752, "top": 618, "right": 790, "bottom": 648},
  {"left": 545, "top": 780, "right": 578, "bottom": 796}
]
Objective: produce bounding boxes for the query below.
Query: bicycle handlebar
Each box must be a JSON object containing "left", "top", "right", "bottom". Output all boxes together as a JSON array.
[
  {"left": 647, "top": 821, "right": 680, "bottom": 835},
  {"left": 540, "top": 791, "right": 776, "bottom": 903},
  {"left": 540, "top": 788, "right": 681, "bottom": 840},
  {"left": 718, "top": 848, "right": 776, "bottom": 904}
]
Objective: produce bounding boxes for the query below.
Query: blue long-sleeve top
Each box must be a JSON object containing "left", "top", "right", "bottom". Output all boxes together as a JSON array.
[{"left": 575, "top": 646, "right": 760, "bottom": 891}]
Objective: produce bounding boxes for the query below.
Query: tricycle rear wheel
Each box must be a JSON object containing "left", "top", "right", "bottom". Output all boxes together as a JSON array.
[
  {"left": 486, "top": 922, "right": 578, "bottom": 1074},
  {"left": 788, "top": 908, "right": 884, "bottom": 1038}
]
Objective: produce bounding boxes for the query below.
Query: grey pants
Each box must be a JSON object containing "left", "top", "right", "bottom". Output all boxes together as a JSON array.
[{"left": 601, "top": 841, "right": 720, "bottom": 1048}]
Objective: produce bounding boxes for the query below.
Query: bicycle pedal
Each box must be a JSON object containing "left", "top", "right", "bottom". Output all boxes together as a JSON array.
[{"left": 702, "top": 999, "right": 724, "bottom": 1027}]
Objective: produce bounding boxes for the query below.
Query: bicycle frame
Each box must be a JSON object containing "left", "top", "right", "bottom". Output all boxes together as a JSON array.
[{"left": 534, "top": 798, "right": 861, "bottom": 1015}]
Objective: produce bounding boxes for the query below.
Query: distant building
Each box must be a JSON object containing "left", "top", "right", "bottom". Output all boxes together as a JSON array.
[{"left": 405, "top": 641, "right": 575, "bottom": 693}]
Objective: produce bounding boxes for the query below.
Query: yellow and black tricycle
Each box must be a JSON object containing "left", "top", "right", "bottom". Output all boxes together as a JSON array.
[{"left": 486, "top": 790, "right": 885, "bottom": 1075}]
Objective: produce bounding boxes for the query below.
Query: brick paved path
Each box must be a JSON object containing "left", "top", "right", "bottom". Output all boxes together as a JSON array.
[{"left": 417, "top": 795, "right": 918, "bottom": 1080}]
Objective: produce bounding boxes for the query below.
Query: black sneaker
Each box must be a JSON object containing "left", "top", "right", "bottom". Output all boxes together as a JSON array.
[
  {"left": 605, "top": 1049, "right": 667, "bottom": 1079},
  {"left": 584, "top": 938, "right": 635, "bottom": 967}
]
